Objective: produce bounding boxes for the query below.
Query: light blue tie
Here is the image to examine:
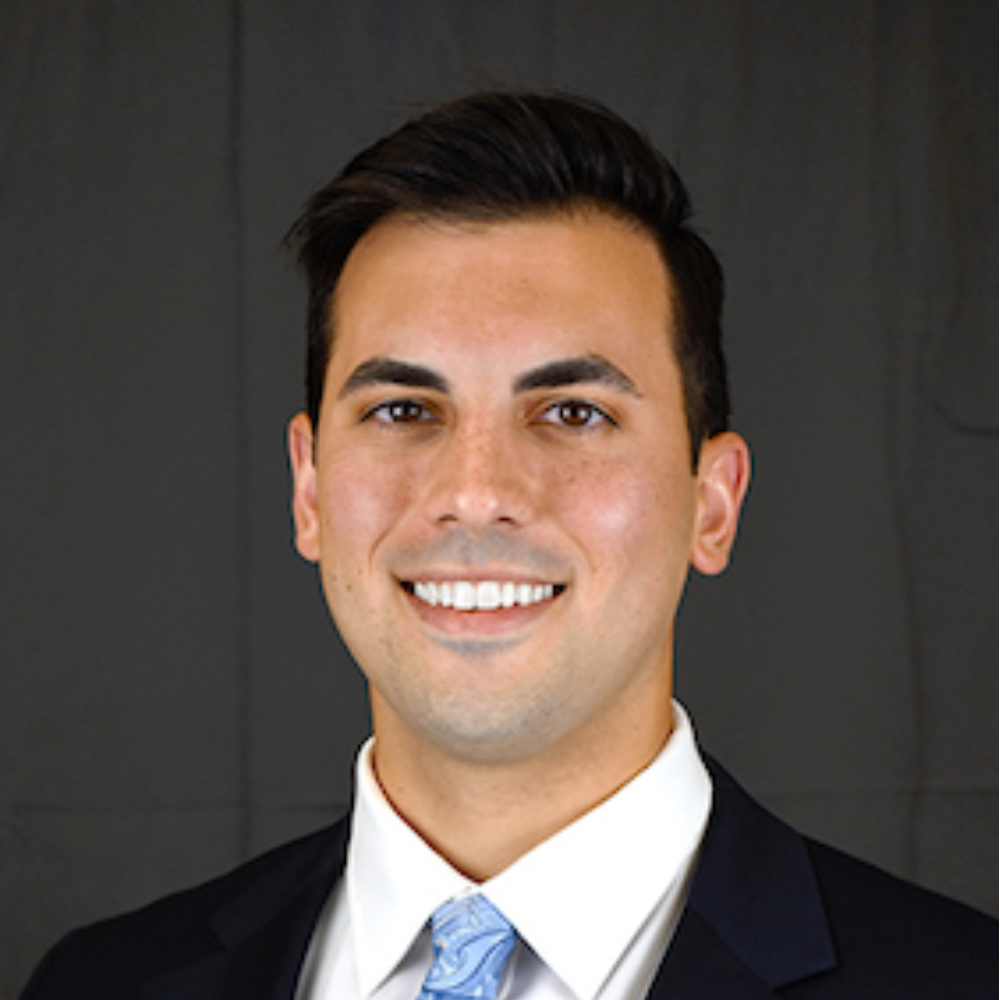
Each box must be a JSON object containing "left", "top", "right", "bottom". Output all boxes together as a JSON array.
[{"left": 418, "top": 894, "right": 517, "bottom": 1000}]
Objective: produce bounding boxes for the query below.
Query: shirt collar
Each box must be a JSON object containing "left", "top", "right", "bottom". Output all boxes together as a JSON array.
[
  {"left": 486, "top": 701, "right": 711, "bottom": 998},
  {"left": 345, "top": 700, "right": 711, "bottom": 999},
  {"left": 346, "top": 742, "right": 474, "bottom": 996}
]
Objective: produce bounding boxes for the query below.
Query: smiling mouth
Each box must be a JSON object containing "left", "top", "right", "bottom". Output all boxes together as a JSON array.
[{"left": 400, "top": 580, "right": 566, "bottom": 611}]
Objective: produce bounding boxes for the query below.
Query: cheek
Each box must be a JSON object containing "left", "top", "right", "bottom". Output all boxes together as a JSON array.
[
  {"left": 317, "top": 452, "right": 412, "bottom": 577},
  {"left": 556, "top": 458, "right": 696, "bottom": 579}
]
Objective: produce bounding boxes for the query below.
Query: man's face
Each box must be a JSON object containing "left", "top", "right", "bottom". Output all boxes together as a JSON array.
[{"left": 289, "top": 211, "right": 747, "bottom": 765}]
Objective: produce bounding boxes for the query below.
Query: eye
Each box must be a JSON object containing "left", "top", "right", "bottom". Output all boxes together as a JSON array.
[
  {"left": 363, "top": 398, "right": 439, "bottom": 425},
  {"left": 537, "top": 399, "right": 616, "bottom": 430}
]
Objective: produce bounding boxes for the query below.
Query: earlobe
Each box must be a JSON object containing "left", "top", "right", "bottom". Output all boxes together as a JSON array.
[
  {"left": 690, "top": 432, "right": 751, "bottom": 577},
  {"left": 288, "top": 412, "right": 321, "bottom": 563}
]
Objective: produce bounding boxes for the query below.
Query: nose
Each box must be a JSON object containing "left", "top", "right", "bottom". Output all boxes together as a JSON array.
[{"left": 424, "top": 418, "right": 533, "bottom": 529}]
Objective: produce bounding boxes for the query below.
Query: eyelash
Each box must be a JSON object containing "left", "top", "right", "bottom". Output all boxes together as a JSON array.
[
  {"left": 360, "top": 397, "right": 617, "bottom": 430},
  {"left": 362, "top": 398, "right": 440, "bottom": 425},
  {"left": 535, "top": 399, "right": 617, "bottom": 430}
]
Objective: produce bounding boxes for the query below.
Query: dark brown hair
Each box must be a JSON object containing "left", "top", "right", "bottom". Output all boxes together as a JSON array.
[{"left": 285, "top": 91, "right": 730, "bottom": 462}]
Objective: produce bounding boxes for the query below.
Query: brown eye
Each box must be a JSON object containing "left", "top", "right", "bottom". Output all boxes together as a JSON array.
[
  {"left": 558, "top": 402, "right": 598, "bottom": 426},
  {"left": 539, "top": 399, "right": 615, "bottom": 430},
  {"left": 365, "top": 399, "right": 437, "bottom": 425}
]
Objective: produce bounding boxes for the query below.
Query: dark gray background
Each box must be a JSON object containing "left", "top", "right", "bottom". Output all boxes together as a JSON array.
[{"left": 2, "top": 1, "right": 996, "bottom": 994}]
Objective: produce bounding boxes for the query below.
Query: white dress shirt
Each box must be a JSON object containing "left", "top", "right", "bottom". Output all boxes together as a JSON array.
[{"left": 296, "top": 700, "right": 711, "bottom": 1000}]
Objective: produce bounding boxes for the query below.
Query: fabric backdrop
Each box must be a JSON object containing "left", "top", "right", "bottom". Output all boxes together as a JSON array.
[{"left": 2, "top": 1, "right": 995, "bottom": 993}]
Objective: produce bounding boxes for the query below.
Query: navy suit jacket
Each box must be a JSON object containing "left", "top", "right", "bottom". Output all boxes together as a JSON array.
[{"left": 21, "top": 760, "right": 995, "bottom": 999}]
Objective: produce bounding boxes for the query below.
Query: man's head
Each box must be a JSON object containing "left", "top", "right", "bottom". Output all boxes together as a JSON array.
[
  {"left": 286, "top": 91, "right": 729, "bottom": 466},
  {"left": 286, "top": 92, "right": 749, "bottom": 774}
]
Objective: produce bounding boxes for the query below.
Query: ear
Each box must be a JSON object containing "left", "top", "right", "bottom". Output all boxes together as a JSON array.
[
  {"left": 288, "top": 412, "right": 321, "bottom": 563},
  {"left": 690, "top": 431, "right": 751, "bottom": 576}
]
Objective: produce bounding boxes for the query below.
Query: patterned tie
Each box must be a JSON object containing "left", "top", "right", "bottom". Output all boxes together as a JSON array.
[{"left": 417, "top": 894, "right": 517, "bottom": 1000}]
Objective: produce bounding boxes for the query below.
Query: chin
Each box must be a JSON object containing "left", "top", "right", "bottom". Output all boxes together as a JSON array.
[{"left": 409, "top": 699, "right": 568, "bottom": 764}]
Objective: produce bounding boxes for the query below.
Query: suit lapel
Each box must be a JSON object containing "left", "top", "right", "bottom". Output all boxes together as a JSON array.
[
  {"left": 646, "top": 759, "right": 837, "bottom": 998},
  {"left": 143, "top": 819, "right": 350, "bottom": 1000},
  {"left": 646, "top": 908, "right": 776, "bottom": 999}
]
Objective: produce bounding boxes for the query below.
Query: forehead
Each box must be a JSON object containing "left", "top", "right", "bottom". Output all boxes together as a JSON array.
[{"left": 330, "top": 211, "right": 677, "bottom": 376}]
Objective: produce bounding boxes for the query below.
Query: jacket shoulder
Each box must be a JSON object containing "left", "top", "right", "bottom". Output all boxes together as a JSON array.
[
  {"left": 697, "top": 759, "right": 996, "bottom": 998},
  {"left": 19, "top": 820, "right": 349, "bottom": 1000},
  {"left": 801, "top": 837, "right": 996, "bottom": 997}
]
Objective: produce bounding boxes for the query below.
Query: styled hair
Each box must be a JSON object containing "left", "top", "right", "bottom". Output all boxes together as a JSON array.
[{"left": 285, "top": 91, "right": 730, "bottom": 462}]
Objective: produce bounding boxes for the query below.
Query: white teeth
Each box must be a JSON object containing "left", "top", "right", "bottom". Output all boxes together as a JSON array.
[
  {"left": 453, "top": 581, "right": 475, "bottom": 610},
  {"left": 477, "top": 581, "right": 502, "bottom": 610},
  {"left": 410, "top": 581, "right": 556, "bottom": 610}
]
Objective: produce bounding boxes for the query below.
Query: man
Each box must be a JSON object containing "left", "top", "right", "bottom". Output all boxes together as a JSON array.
[{"left": 22, "top": 91, "right": 993, "bottom": 999}]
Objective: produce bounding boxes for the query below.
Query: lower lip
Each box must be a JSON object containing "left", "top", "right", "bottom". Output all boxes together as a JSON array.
[{"left": 401, "top": 584, "right": 563, "bottom": 638}]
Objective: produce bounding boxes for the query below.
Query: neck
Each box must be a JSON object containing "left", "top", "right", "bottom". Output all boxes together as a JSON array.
[{"left": 369, "top": 681, "right": 674, "bottom": 882}]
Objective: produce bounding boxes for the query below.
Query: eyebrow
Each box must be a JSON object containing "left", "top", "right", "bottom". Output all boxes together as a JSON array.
[
  {"left": 337, "top": 353, "right": 640, "bottom": 399},
  {"left": 512, "top": 355, "right": 641, "bottom": 397},
  {"left": 338, "top": 357, "right": 450, "bottom": 398}
]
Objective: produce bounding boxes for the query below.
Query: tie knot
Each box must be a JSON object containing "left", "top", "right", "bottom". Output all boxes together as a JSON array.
[{"left": 419, "top": 894, "right": 517, "bottom": 1000}]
